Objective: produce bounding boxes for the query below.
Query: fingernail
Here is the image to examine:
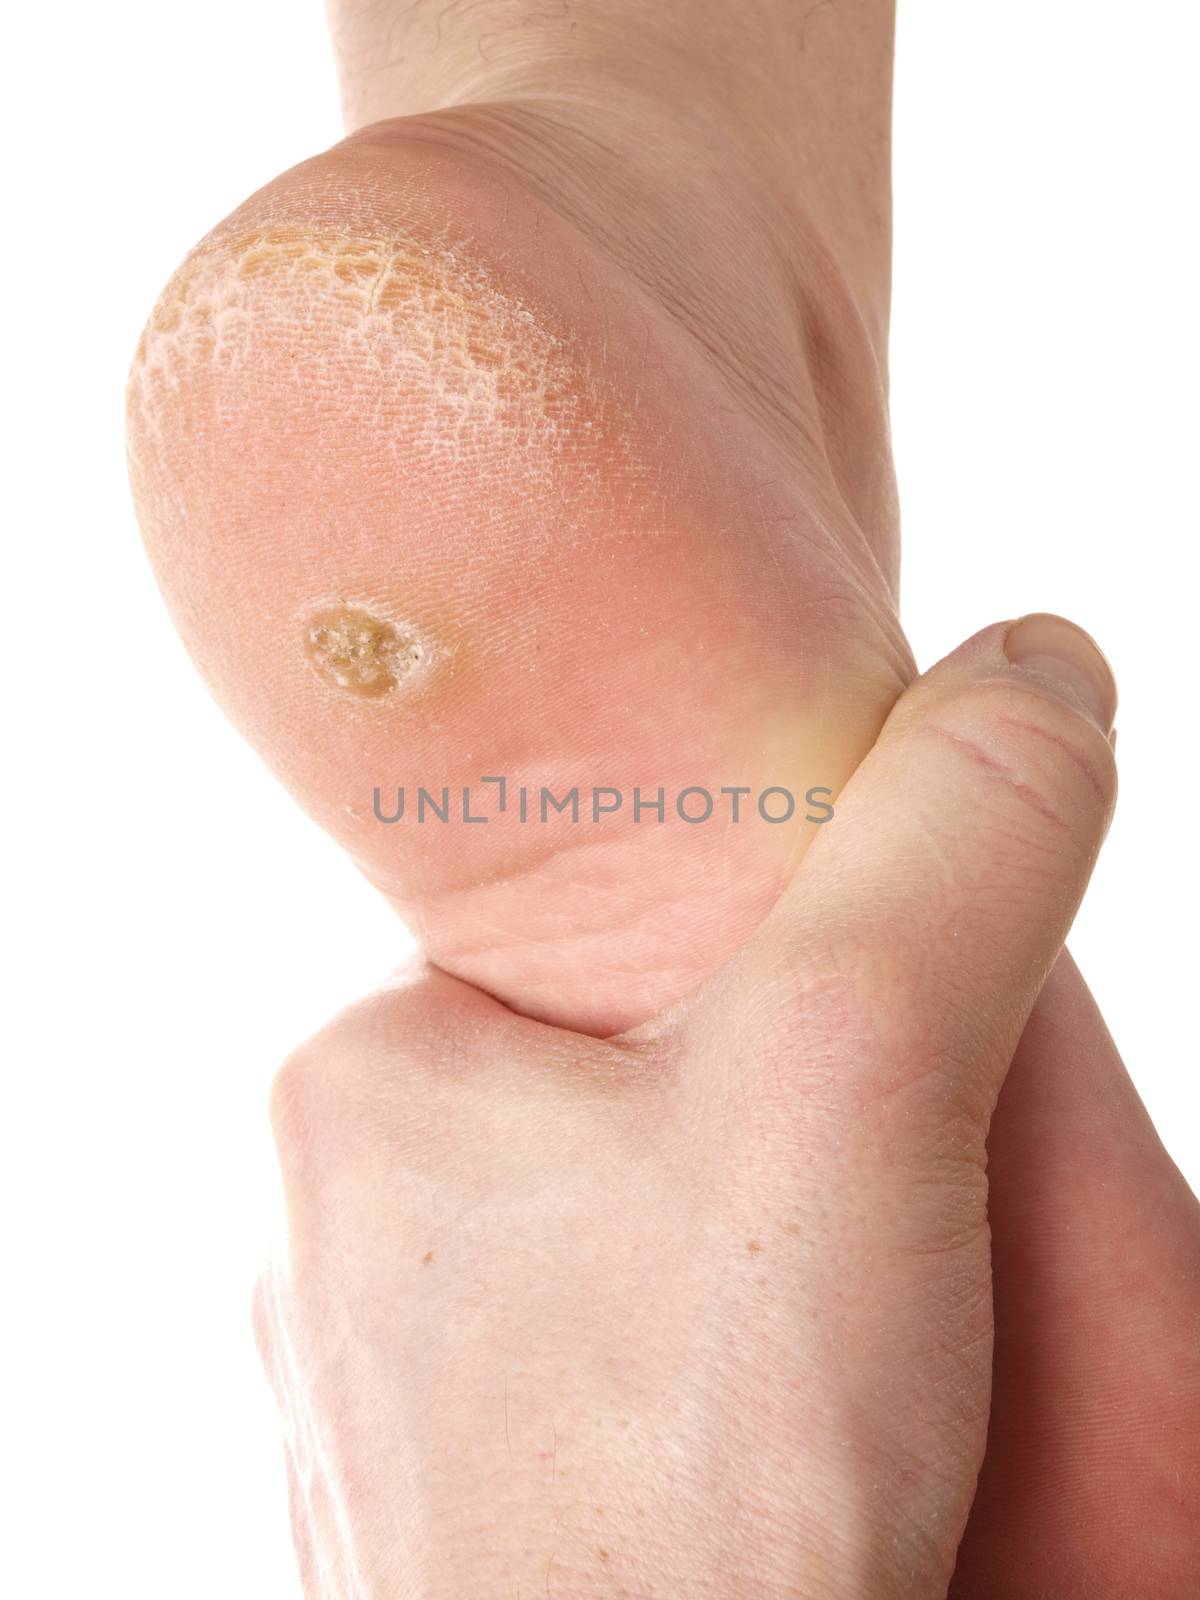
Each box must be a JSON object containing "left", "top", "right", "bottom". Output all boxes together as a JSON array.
[{"left": 1004, "top": 613, "right": 1118, "bottom": 734}]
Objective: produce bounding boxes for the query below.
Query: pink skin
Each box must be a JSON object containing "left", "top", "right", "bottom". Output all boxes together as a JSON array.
[
  {"left": 249, "top": 622, "right": 1151, "bottom": 1597},
  {"left": 127, "top": 0, "right": 1200, "bottom": 1590},
  {"left": 950, "top": 952, "right": 1200, "bottom": 1598},
  {"left": 128, "top": 129, "right": 909, "bottom": 1034}
]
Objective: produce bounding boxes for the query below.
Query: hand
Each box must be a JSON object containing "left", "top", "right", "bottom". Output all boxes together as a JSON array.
[
  {"left": 255, "top": 617, "right": 1117, "bottom": 1598},
  {"left": 948, "top": 951, "right": 1200, "bottom": 1598}
]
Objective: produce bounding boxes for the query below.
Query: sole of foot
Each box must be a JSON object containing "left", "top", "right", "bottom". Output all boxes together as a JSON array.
[{"left": 127, "top": 111, "right": 912, "bottom": 1033}]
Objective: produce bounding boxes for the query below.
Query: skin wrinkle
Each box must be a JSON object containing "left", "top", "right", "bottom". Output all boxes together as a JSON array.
[
  {"left": 121, "top": 2, "right": 1200, "bottom": 1590},
  {"left": 124, "top": 106, "right": 915, "bottom": 1035},
  {"left": 920, "top": 721, "right": 1072, "bottom": 832},
  {"left": 347, "top": 101, "right": 892, "bottom": 573},
  {"left": 993, "top": 712, "right": 1111, "bottom": 803}
]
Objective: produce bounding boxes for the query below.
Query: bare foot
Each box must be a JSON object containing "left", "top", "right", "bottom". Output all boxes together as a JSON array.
[
  {"left": 253, "top": 622, "right": 1118, "bottom": 1597},
  {"left": 126, "top": 3, "right": 911, "bottom": 1036},
  {"left": 126, "top": 3, "right": 1199, "bottom": 1592}
]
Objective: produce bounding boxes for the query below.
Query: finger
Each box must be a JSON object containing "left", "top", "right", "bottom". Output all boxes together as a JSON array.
[
  {"left": 950, "top": 951, "right": 1200, "bottom": 1597},
  {"left": 725, "top": 614, "right": 1118, "bottom": 1120}
]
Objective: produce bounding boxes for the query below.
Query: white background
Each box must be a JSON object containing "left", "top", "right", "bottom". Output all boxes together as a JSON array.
[{"left": 4, "top": 2, "right": 1196, "bottom": 1594}]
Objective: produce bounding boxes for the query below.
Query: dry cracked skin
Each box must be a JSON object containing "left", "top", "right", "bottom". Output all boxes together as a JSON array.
[{"left": 128, "top": 224, "right": 596, "bottom": 474}]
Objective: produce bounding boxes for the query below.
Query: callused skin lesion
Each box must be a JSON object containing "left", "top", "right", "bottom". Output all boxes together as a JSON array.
[{"left": 304, "top": 604, "right": 429, "bottom": 698}]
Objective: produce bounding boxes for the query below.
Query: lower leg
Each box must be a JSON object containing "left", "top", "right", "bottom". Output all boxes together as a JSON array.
[{"left": 328, "top": 0, "right": 897, "bottom": 355}]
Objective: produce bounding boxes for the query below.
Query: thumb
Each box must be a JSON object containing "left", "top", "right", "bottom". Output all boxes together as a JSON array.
[{"left": 730, "top": 613, "right": 1118, "bottom": 1129}]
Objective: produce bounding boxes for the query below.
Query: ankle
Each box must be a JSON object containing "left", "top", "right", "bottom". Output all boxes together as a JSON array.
[
  {"left": 329, "top": 1, "right": 895, "bottom": 348},
  {"left": 331, "top": 1, "right": 797, "bottom": 136}
]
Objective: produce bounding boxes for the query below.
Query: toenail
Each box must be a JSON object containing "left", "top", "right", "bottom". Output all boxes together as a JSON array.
[{"left": 303, "top": 605, "right": 427, "bottom": 698}]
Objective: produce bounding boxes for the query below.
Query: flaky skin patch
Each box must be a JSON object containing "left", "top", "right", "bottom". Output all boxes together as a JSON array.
[{"left": 127, "top": 224, "right": 592, "bottom": 466}]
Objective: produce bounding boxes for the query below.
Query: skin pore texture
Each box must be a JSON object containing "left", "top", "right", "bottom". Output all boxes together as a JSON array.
[
  {"left": 127, "top": 120, "right": 911, "bottom": 1034},
  {"left": 127, "top": 1, "right": 1200, "bottom": 1594}
]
